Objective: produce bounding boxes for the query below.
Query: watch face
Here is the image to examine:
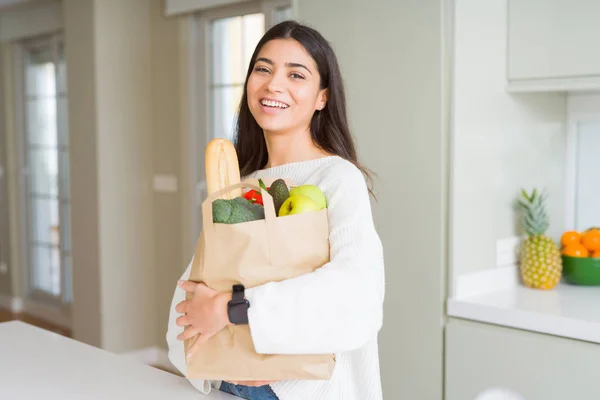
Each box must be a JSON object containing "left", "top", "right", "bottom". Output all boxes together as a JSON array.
[{"left": 228, "top": 300, "right": 250, "bottom": 325}]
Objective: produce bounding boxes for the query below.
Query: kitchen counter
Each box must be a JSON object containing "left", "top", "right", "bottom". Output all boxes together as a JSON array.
[
  {"left": 0, "top": 320, "right": 236, "bottom": 399},
  {"left": 447, "top": 282, "right": 600, "bottom": 344}
]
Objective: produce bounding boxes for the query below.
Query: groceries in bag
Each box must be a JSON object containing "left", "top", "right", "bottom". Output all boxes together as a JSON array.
[{"left": 183, "top": 139, "right": 335, "bottom": 381}]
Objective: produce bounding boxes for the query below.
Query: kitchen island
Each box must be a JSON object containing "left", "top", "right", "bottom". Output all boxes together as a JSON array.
[{"left": 0, "top": 320, "right": 236, "bottom": 399}]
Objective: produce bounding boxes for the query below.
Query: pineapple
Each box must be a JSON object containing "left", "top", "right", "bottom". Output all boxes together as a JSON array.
[{"left": 517, "top": 188, "right": 562, "bottom": 290}]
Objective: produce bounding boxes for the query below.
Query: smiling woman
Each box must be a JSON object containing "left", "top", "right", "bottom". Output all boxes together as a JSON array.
[{"left": 167, "top": 20, "right": 385, "bottom": 400}]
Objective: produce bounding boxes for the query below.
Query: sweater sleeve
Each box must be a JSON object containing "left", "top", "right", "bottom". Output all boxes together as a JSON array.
[
  {"left": 165, "top": 258, "right": 220, "bottom": 394},
  {"left": 245, "top": 164, "right": 385, "bottom": 355}
]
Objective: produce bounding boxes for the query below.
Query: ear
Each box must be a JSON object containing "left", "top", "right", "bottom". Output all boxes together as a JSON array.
[{"left": 316, "top": 88, "right": 329, "bottom": 111}]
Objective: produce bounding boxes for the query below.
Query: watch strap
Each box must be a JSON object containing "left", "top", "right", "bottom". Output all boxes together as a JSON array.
[{"left": 232, "top": 284, "right": 245, "bottom": 301}]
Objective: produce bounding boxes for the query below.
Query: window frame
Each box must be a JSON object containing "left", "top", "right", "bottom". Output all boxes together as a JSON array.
[
  {"left": 13, "top": 31, "right": 72, "bottom": 328},
  {"left": 183, "top": 0, "right": 293, "bottom": 249}
]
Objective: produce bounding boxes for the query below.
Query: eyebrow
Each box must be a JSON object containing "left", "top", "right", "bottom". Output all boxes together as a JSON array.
[{"left": 255, "top": 57, "right": 312, "bottom": 75}]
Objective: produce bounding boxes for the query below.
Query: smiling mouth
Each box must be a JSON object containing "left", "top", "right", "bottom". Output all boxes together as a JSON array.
[{"left": 260, "top": 99, "right": 290, "bottom": 109}]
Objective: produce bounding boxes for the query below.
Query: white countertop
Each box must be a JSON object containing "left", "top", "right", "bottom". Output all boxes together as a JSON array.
[
  {"left": 0, "top": 320, "right": 236, "bottom": 399},
  {"left": 447, "top": 283, "right": 600, "bottom": 344}
]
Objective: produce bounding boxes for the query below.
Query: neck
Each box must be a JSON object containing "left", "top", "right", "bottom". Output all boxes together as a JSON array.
[{"left": 263, "top": 127, "right": 329, "bottom": 168}]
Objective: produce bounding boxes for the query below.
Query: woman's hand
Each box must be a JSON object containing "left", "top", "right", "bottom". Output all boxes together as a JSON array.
[
  {"left": 175, "top": 280, "right": 279, "bottom": 387},
  {"left": 175, "top": 280, "right": 231, "bottom": 358}
]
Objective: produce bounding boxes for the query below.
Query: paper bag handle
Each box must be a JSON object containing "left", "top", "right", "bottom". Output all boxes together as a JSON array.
[{"left": 202, "top": 182, "right": 277, "bottom": 233}]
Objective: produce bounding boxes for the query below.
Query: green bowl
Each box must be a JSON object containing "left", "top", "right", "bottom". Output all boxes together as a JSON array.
[{"left": 562, "top": 255, "right": 600, "bottom": 285}]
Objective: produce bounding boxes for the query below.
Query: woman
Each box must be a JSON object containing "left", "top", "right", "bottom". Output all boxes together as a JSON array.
[{"left": 166, "top": 20, "right": 385, "bottom": 400}]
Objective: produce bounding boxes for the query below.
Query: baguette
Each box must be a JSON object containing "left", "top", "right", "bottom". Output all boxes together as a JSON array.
[{"left": 205, "top": 138, "right": 242, "bottom": 199}]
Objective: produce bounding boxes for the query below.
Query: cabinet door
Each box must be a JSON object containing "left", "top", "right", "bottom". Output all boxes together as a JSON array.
[
  {"left": 508, "top": 0, "right": 600, "bottom": 81},
  {"left": 446, "top": 318, "right": 600, "bottom": 400}
]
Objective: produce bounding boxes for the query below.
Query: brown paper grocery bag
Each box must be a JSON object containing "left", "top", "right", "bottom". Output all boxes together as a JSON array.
[{"left": 184, "top": 179, "right": 336, "bottom": 381}]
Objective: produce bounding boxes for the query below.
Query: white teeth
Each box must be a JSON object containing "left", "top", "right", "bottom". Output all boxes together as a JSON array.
[{"left": 261, "top": 100, "right": 288, "bottom": 109}]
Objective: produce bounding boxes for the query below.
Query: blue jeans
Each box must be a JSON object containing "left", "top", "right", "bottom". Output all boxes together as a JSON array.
[{"left": 219, "top": 381, "right": 279, "bottom": 400}]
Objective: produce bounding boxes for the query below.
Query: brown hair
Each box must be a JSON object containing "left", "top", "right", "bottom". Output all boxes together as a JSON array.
[{"left": 233, "top": 20, "right": 375, "bottom": 197}]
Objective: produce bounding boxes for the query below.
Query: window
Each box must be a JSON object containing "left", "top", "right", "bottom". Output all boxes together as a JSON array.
[
  {"left": 202, "top": 1, "right": 292, "bottom": 144},
  {"left": 566, "top": 102, "right": 600, "bottom": 232},
  {"left": 190, "top": 1, "right": 292, "bottom": 241},
  {"left": 209, "top": 13, "right": 265, "bottom": 142},
  {"left": 17, "top": 34, "right": 72, "bottom": 312}
]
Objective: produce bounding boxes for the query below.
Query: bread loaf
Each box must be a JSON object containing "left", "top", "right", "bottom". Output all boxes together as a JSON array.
[{"left": 205, "top": 138, "right": 242, "bottom": 199}]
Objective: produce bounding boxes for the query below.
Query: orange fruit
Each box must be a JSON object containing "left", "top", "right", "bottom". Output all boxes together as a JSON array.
[
  {"left": 562, "top": 243, "right": 589, "bottom": 258},
  {"left": 591, "top": 250, "right": 600, "bottom": 258},
  {"left": 560, "top": 230, "right": 581, "bottom": 247},
  {"left": 581, "top": 229, "right": 600, "bottom": 252}
]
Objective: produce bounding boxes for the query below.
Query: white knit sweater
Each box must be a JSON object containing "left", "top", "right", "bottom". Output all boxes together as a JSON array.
[{"left": 166, "top": 156, "right": 385, "bottom": 400}]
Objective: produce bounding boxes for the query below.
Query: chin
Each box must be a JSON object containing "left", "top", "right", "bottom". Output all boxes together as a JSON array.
[
  {"left": 261, "top": 124, "right": 293, "bottom": 135},
  {"left": 252, "top": 115, "right": 290, "bottom": 133}
]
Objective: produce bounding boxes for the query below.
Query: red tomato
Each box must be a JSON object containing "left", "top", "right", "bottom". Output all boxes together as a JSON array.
[{"left": 243, "top": 189, "right": 263, "bottom": 205}]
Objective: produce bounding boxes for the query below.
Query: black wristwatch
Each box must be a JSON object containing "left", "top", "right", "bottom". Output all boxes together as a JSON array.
[{"left": 227, "top": 284, "right": 250, "bottom": 325}]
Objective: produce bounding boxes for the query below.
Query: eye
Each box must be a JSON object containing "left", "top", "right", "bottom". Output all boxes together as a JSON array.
[
  {"left": 254, "top": 66, "right": 270, "bottom": 74},
  {"left": 290, "top": 72, "right": 305, "bottom": 80}
]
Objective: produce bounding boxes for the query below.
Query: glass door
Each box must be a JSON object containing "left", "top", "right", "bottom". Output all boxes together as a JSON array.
[{"left": 18, "top": 34, "right": 72, "bottom": 322}]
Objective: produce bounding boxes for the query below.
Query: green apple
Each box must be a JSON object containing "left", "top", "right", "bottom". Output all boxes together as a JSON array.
[
  {"left": 288, "top": 185, "right": 327, "bottom": 209},
  {"left": 279, "top": 194, "right": 322, "bottom": 216}
]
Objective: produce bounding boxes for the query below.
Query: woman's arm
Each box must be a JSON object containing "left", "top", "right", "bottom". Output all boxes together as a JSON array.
[
  {"left": 165, "top": 258, "right": 219, "bottom": 394},
  {"left": 246, "top": 165, "right": 385, "bottom": 355}
]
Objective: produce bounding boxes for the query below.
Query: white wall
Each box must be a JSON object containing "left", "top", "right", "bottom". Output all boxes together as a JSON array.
[
  {"left": 63, "top": 0, "right": 103, "bottom": 347},
  {"left": 451, "top": 0, "right": 567, "bottom": 281},
  {"left": 148, "top": 0, "right": 185, "bottom": 354},
  {"left": 65, "top": 0, "right": 157, "bottom": 352},
  {"left": 94, "top": 0, "right": 156, "bottom": 352},
  {"left": 297, "top": 0, "right": 448, "bottom": 398}
]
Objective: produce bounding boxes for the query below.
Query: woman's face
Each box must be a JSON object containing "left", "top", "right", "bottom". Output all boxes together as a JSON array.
[{"left": 246, "top": 38, "right": 328, "bottom": 134}]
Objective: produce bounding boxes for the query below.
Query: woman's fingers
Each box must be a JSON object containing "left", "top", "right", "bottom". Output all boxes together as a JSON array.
[
  {"left": 175, "top": 300, "right": 187, "bottom": 314},
  {"left": 177, "top": 326, "right": 200, "bottom": 341},
  {"left": 177, "top": 280, "right": 198, "bottom": 293},
  {"left": 175, "top": 314, "right": 190, "bottom": 327}
]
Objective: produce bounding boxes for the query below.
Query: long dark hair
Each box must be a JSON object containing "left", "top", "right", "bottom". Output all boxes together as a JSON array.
[{"left": 233, "top": 20, "right": 375, "bottom": 197}]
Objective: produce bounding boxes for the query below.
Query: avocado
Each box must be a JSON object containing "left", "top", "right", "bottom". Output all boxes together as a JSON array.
[
  {"left": 267, "top": 179, "right": 290, "bottom": 216},
  {"left": 212, "top": 197, "right": 265, "bottom": 224}
]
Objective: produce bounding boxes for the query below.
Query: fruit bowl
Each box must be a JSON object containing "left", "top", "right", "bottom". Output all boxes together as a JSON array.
[{"left": 561, "top": 255, "right": 600, "bottom": 285}]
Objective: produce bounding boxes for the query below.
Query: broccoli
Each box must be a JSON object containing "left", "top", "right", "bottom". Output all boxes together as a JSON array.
[{"left": 212, "top": 197, "right": 265, "bottom": 224}]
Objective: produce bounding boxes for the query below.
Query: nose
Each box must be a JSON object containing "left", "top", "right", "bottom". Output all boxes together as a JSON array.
[{"left": 266, "top": 72, "right": 285, "bottom": 93}]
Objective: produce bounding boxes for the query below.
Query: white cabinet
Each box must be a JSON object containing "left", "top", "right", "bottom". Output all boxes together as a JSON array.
[
  {"left": 445, "top": 318, "right": 600, "bottom": 400},
  {"left": 507, "top": 0, "right": 600, "bottom": 92}
]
